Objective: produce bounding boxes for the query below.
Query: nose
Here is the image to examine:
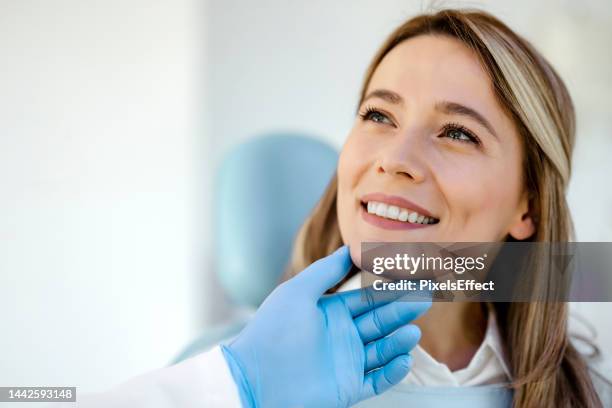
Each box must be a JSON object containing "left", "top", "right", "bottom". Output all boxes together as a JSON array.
[{"left": 376, "top": 134, "right": 427, "bottom": 183}]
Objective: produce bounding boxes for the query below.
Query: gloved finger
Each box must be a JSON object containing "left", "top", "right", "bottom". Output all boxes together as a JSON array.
[
  {"left": 290, "top": 245, "right": 353, "bottom": 299},
  {"left": 354, "top": 299, "right": 431, "bottom": 343},
  {"left": 335, "top": 285, "right": 406, "bottom": 318},
  {"left": 360, "top": 354, "right": 412, "bottom": 400},
  {"left": 364, "top": 324, "right": 421, "bottom": 372}
]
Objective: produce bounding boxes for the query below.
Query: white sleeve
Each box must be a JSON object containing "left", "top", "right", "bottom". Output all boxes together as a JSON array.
[{"left": 73, "top": 345, "right": 242, "bottom": 408}]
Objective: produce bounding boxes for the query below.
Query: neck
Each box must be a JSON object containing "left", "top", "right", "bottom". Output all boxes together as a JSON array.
[{"left": 413, "top": 302, "right": 488, "bottom": 371}]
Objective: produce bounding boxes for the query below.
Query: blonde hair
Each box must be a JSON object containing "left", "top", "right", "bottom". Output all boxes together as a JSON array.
[{"left": 282, "top": 9, "right": 602, "bottom": 407}]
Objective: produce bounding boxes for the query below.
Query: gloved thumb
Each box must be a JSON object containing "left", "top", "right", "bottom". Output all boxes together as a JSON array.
[{"left": 294, "top": 245, "right": 353, "bottom": 299}]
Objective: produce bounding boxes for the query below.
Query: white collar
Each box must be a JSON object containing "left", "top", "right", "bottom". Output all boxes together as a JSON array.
[{"left": 338, "top": 272, "right": 512, "bottom": 387}]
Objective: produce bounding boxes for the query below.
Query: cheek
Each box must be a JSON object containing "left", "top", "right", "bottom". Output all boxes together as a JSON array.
[
  {"left": 437, "top": 154, "right": 523, "bottom": 233},
  {"left": 337, "top": 130, "right": 375, "bottom": 261},
  {"left": 339, "top": 126, "right": 387, "bottom": 174},
  {"left": 337, "top": 135, "right": 360, "bottom": 233}
]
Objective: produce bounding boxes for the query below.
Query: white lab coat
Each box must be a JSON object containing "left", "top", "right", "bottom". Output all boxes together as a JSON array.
[
  {"left": 73, "top": 346, "right": 241, "bottom": 407},
  {"left": 61, "top": 343, "right": 612, "bottom": 408}
]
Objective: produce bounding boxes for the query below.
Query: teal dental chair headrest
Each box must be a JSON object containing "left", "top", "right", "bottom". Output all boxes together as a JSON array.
[{"left": 216, "top": 133, "right": 338, "bottom": 307}]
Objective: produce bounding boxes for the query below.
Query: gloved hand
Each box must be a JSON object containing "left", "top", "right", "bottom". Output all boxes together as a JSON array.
[{"left": 221, "top": 245, "right": 431, "bottom": 408}]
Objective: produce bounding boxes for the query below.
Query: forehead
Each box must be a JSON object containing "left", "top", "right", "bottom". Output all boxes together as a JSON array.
[{"left": 368, "top": 34, "right": 500, "bottom": 117}]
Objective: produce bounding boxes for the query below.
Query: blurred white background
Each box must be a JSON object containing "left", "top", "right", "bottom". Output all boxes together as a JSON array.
[
  {"left": 1, "top": 0, "right": 611, "bottom": 392},
  {"left": 0, "top": 0, "right": 205, "bottom": 391}
]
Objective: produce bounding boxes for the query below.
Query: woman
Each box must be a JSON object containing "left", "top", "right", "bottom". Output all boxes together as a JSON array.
[
  {"left": 72, "top": 8, "right": 610, "bottom": 408},
  {"left": 282, "top": 8, "right": 610, "bottom": 408}
]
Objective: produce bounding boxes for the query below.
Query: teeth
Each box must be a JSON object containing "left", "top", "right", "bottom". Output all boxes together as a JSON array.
[
  {"left": 387, "top": 206, "right": 400, "bottom": 219},
  {"left": 365, "top": 201, "right": 437, "bottom": 225},
  {"left": 408, "top": 212, "right": 418, "bottom": 223}
]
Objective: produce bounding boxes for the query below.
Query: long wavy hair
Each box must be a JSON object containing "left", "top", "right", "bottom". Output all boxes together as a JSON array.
[{"left": 281, "top": 9, "right": 603, "bottom": 408}]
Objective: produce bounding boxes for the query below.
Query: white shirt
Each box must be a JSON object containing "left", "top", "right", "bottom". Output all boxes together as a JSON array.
[
  {"left": 407, "top": 311, "right": 511, "bottom": 386},
  {"left": 338, "top": 271, "right": 512, "bottom": 387}
]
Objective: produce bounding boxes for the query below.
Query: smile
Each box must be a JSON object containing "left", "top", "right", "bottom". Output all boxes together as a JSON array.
[{"left": 359, "top": 193, "right": 440, "bottom": 230}]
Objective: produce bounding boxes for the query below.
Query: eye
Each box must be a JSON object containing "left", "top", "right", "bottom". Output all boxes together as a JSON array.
[
  {"left": 359, "top": 106, "right": 395, "bottom": 126},
  {"left": 441, "top": 123, "right": 480, "bottom": 145}
]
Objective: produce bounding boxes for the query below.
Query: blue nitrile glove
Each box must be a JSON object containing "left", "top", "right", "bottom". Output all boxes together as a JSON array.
[{"left": 221, "top": 245, "right": 431, "bottom": 408}]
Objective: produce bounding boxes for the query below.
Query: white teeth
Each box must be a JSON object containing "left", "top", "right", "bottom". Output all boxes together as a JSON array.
[
  {"left": 408, "top": 212, "right": 418, "bottom": 223},
  {"left": 365, "top": 200, "right": 437, "bottom": 225},
  {"left": 387, "top": 205, "right": 400, "bottom": 219}
]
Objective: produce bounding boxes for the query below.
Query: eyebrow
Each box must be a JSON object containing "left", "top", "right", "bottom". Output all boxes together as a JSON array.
[
  {"left": 362, "top": 89, "right": 403, "bottom": 105},
  {"left": 361, "top": 88, "right": 498, "bottom": 139},
  {"left": 434, "top": 101, "right": 498, "bottom": 139}
]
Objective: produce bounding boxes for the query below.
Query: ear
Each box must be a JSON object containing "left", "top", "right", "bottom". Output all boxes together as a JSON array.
[{"left": 508, "top": 191, "right": 536, "bottom": 240}]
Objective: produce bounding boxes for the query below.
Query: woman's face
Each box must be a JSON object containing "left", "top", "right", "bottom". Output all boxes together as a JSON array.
[{"left": 337, "top": 34, "right": 535, "bottom": 266}]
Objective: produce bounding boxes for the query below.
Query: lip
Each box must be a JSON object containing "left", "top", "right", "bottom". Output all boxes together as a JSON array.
[
  {"left": 358, "top": 192, "right": 438, "bottom": 231},
  {"left": 360, "top": 192, "right": 437, "bottom": 218},
  {"left": 360, "top": 206, "right": 431, "bottom": 230}
]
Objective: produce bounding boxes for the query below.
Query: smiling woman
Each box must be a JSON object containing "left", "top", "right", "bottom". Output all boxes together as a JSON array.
[
  {"left": 340, "top": 33, "right": 533, "bottom": 260},
  {"left": 282, "top": 8, "right": 609, "bottom": 408}
]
